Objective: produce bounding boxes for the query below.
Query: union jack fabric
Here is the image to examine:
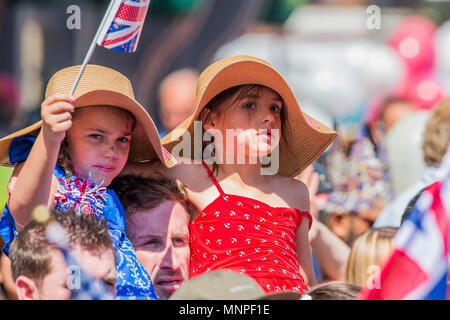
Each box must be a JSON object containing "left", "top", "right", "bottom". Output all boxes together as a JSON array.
[
  {"left": 97, "top": 0, "right": 150, "bottom": 53},
  {"left": 358, "top": 173, "right": 450, "bottom": 300}
]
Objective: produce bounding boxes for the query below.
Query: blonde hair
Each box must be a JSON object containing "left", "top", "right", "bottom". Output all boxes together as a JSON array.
[
  {"left": 423, "top": 99, "right": 450, "bottom": 167},
  {"left": 345, "top": 227, "right": 398, "bottom": 288}
]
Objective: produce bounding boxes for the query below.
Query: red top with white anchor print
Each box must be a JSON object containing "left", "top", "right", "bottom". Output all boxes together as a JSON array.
[{"left": 190, "top": 161, "right": 312, "bottom": 294}]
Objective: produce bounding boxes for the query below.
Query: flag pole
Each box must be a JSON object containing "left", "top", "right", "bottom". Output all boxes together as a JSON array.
[{"left": 69, "top": 0, "right": 119, "bottom": 96}]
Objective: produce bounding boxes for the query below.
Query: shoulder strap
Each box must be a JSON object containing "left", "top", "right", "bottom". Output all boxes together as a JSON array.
[{"left": 201, "top": 161, "right": 224, "bottom": 195}]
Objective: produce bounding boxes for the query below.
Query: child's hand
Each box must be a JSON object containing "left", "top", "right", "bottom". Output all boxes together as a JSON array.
[{"left": 41, "top": 94, "right": 75, "bottom": 145}]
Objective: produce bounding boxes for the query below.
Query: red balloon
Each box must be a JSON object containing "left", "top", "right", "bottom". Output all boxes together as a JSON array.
[{"left": 388, "top": 16, "right": 437, "bottom": 75}]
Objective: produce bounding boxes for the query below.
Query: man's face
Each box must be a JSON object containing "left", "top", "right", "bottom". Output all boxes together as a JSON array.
[
  {"left": 329, "top": 209, "right": 379, "bottom": 246},
  {"left": 36, "top": 246, "right": 116, "bottom": 300},
  {"left": 160, "top": 71, "right": 197, "bottom": 132},
  {"left": 382, "top": 102, "right": 416, "bottom": 134},
  {"left": 127, "top": 200, "right": 190, "bottom": 300},
  {"left": 161, "top": 95, "right": 196, "bottom": 132},
  {"left": 71, "top": 246, "right": 116, "bottom": 294}
]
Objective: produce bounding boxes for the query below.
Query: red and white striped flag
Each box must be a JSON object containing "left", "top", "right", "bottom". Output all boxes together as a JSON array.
[
  {"left": 358, "top": 175, "right": 450, "bottom": 300},
  {"left": 96, "top": 0, "right": 151, "bottom": 53}
]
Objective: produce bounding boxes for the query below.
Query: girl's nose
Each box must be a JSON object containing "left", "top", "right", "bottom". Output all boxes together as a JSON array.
[
  {"left": 262, "top": 109, "right": 275, "bottom": 125},
  {"left": 104, "top": 143, "right": 118, "bottom": 159}
]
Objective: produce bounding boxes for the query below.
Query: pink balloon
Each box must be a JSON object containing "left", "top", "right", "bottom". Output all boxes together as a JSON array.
[
  {"left": 388, "top": 16, "right": 437, "bottom": 75},
  {"left": 394, "top": 72, "right": 445, "bottom": 110}
]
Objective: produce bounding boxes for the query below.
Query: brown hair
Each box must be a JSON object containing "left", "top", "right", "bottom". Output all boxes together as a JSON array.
[
  {"left": 379, "top": 97, "right": 415, "bottom": 122},
  {"left": 198, "top": 84, "right": 290, "bottom": 174},
  {"left": 423, "top": 99, "right": 450, "bottom": 167},
  {"left": 110, "top": 174, "right": 193, "bottom": 219},
  {"left": 9, "top": 209, "right": 113, "bottom": 286},
  {"left": 401, "top": 186, "right": 427, "bottom": 225},
  {"left": 306, "top": 281, "right": 362, "bottom": 300},
  {"left": 57, "top": 106, "right": 136, "bottom": 175},
  {"left": 345, "top": 227, "right": 398, "bottom": 288}
]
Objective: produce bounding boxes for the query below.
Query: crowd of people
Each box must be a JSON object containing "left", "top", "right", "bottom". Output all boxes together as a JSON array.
[{"left": 0, "top": 15, "right": 449, "bottom": 300}]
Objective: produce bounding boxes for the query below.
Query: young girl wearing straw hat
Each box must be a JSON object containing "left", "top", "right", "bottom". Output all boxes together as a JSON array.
[
  {"left": 0, "top": 64, "right": 176, "bottom": 299},
  {"left": 125, "top": 55, "right": 337, "bottom": 294}
]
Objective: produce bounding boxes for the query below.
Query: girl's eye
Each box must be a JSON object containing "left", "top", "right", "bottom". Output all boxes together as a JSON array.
[
  {"left": 243, "top": 103, "right": 256, "bottom": 110},
  {"left": 118, "top": 137, "right": 130, "bottom": 143},
  {"left": 270, "top": 105, "right": 281, "bottom": 113},
  {"left": 89, "top": 134, "right": 102, "bottom": 140}
]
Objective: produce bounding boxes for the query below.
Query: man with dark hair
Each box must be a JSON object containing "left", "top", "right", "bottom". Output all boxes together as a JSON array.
[
  {"left": 111, "top": 174, "right": 192, "bottom": 300},
  {"left": 304, "top": 281, "right": 362, "bottom": 300},
  {"left": 9, "top": 209, "right": 116, "bottom": 300}
]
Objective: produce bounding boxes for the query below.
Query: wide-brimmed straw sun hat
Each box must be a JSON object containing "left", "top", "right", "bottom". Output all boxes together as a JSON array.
[
  {"left": 170, "top": 270, "right": 303, "bottom": 300},
  {"left": 160, "top": 55, "right": 337, "bottom": 177},
  {"left": 0, "top": 64, "right": 176, "bottom": 168}
]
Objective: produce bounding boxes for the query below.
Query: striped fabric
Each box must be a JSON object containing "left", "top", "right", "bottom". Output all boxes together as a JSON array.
[{"left": 358, "top": 173, "right": 450, "bottom": 300}]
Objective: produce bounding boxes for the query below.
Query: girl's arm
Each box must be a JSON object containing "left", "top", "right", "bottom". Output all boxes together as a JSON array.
[
  {"left": 308, "top": 220, "right": 350, "bottom": 281},
  {"left": 7, "top": 94, "right": 74, "bottom": 230},
  {"left": 285, "top": 178, "right": 317, "bottom": 287},
  {"left": 6, "top": 161, "right": 24, "bottom": 205},
  {"left": 296, "top": 164, "right": 350, "bottom": 281},
  {"left": 295, "top": 216, "right": 318, "bottom": 288}
]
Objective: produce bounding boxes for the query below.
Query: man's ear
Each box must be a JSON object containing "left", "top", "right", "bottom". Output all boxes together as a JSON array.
[
  {"left": 328, "top": 212, "right": 350, "bottom": 241},
  {"left": 15, "top": 275, "right": 40, "bottom": 300}
]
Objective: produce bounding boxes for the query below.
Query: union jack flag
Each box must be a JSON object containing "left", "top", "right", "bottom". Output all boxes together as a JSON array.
[
  {"left": 97, "top": 0, "right": 151, "bottom": 53},
  {"left": 358, "top": 173, "right": 450, "bottom": 300}
]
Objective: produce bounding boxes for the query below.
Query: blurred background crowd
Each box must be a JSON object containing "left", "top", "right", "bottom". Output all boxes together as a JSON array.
[{"left": 0, "top": 0, "right": 450, "bottom": 300}]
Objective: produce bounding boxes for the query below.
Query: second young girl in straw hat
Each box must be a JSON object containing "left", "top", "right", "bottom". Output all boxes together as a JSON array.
[
  {"left": 0, "top": 64, "right": 176, "bottom": 300},
  {"left": 125, "top": 55, "right": 337, "bottom": 294}
]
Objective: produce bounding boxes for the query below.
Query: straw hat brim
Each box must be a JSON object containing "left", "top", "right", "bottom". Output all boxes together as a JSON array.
[
  {"left": 161, "top": 55, "right": 337, "bottom": 177},
  {"left": 259, "top": 291, "right": 303, "bottom": 300},
  {"left": 0, "top": 90, "right": 176, "bottom": 168}
]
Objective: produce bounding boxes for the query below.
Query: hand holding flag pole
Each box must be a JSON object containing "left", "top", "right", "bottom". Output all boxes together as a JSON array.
[{"left": 70, "top": 0, "right": 151, "bottom": 96}]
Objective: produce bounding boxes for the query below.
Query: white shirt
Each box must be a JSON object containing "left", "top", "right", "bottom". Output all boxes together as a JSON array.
[{"left": 374, "top": 148, "right": 450, "bottom": 228}]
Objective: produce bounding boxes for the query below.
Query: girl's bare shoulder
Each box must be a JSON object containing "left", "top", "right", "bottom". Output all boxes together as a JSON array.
[{"left": 272, "top": 174, "right": 310, "bottom": 211}]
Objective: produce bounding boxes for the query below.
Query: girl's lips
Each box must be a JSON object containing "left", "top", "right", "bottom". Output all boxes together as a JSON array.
[
  {"left": 94, "top": 165, "right": 116, "bottom": 172},
  {"left": 258, "top": 129, "right": 272, "bottom": 135},
  {"left": 257, "top": 130, "right": 272, "bottom": 142}
]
